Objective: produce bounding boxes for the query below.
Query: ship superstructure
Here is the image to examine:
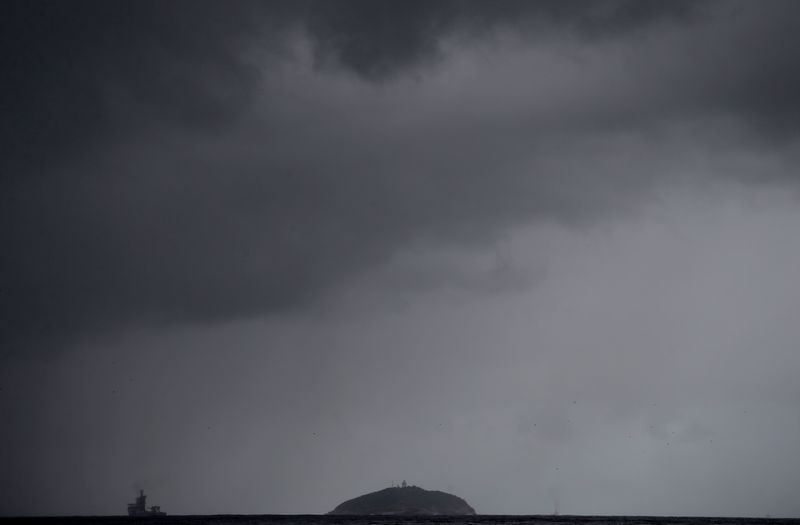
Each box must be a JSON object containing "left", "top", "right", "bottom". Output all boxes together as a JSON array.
[{"left": 127, "top": 489, "right": 166, "bottom": 517}]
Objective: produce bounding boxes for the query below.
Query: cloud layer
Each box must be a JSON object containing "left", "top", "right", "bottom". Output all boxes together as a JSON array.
[{"left": 4, "top": 0, "right": 800, "bottom": 354}]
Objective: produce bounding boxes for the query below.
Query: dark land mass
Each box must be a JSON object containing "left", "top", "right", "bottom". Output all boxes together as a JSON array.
[
  {"left": 2, "top": 515, "right": 799, "bottom": 525},
  {"left": 329, "top": 486, "right": 476, "bottom": 516}
]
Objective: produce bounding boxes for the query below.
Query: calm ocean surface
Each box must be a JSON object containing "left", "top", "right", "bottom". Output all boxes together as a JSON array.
[{"left": 3, "top": 515, "right": 798, "bottom": 525}]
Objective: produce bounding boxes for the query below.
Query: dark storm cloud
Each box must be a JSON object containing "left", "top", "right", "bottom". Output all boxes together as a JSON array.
[
  {"left": 301, "top": 0, "right": 800, "bottom": 139},
  {"left": 2, "top": 0, "right": 800, "bottom": 356},
  {"left": 0, "top": 0, "right": 700, "bottom": 171},
  {"left": 0, "top": 0, "right": 276, "bottom": 350},
  {"left": 702, "top": 2, "right": 800, "bottom": 139},
  {"left": 302, "top": 0, "right": 700, "bottom": 79},
  {"left": 0, "top": 0, "right": 278, "bottom": 173},
  {"left": 0, "top": 0, "right": 707, "bottom": 354},
  {"left": 625, "top": 0, "right": 800, "bottom": 141}
]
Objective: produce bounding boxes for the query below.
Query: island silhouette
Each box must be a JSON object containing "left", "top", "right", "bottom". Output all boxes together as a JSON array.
[{"left": 328, "top": 481, "right": 476, "bottom": 515}]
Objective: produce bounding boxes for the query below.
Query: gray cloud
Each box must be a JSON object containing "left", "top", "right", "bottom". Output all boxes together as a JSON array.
[
  {"left": 4, "top": 184, "right": 800, "bottom": 516},
  {"left": 3, "top": 0, "right": 800, "bottom": 356},
  {"left": 0, "top": 0, "right": 701, "bottom": 172},
  {"left": 0, "top": 1, "right": 271, "bottom": 170},
  {"left": 302, "top": 0, "right": 701, "bottom": 79}
]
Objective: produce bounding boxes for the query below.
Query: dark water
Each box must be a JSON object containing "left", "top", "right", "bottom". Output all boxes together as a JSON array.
[{"left": 3, "top": 516, "right": 798, "bottom": 525}]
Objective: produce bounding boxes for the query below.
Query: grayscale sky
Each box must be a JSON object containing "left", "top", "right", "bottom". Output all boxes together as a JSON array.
[{"left": 2, "top": 0, "right": 800, "bottom": 517}]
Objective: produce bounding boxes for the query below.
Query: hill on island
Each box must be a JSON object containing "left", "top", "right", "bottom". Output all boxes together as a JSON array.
[{"left": 328, "top": 484, "right": 476, "bottom": 515}]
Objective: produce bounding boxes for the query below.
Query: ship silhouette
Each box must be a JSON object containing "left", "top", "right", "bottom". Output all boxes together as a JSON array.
[{"left": 127, "top": 489, "right": 166, "bottom": 517}]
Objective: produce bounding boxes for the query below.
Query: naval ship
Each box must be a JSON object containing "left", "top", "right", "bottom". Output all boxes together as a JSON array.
[{"left": 127, "top": 489, "right": 166, "bottom": 517}]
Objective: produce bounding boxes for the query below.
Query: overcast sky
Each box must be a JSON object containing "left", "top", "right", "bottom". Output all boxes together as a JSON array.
[{"left": 2, "top": 0, "right": 800, "bottom": 518}]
